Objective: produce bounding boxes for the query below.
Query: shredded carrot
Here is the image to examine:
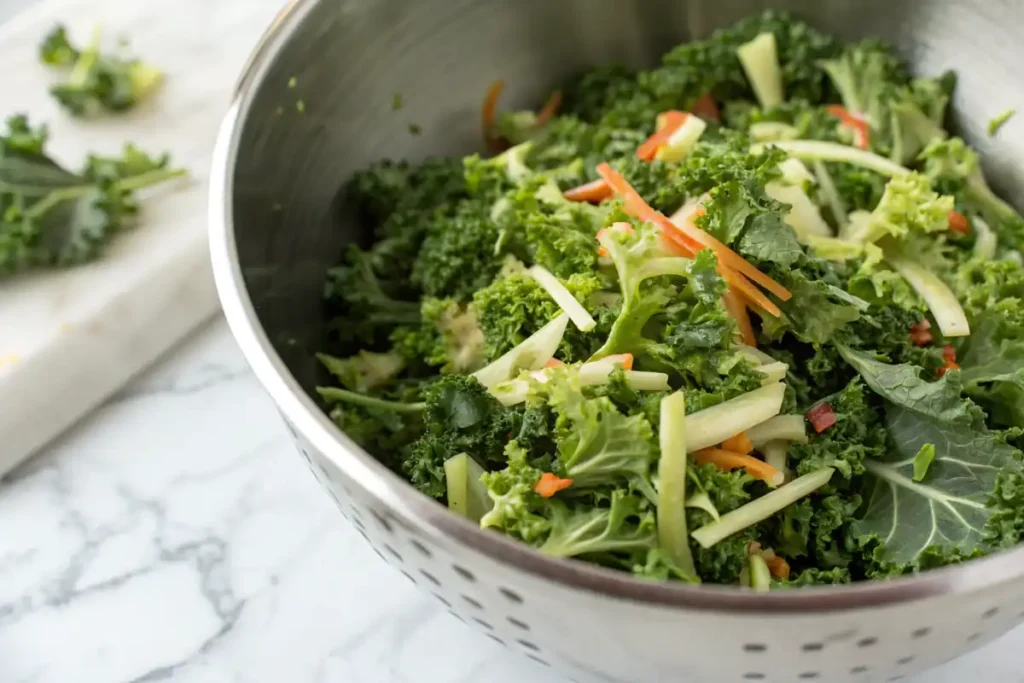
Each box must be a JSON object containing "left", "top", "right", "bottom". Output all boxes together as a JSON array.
[
  {"left": 826, "top": 105, "right": 870, "bottom": 150},
  {"left": 534, "top": 472, "right": 573, "bottom": 498},
  {"left": 636, "top": 111, "right": 689, "bottom": 161},
  {"left": 670, "top": 206, "right": 792, "bottom": 302},
  {"left": 544, "top": 358, "right": 565, "bottom": 368},
  {"left": 721, "top": 431, "right": 754, "bottom": 455},
  {"left": 691, "top": 93, "right": 721, "bottom": 122},
  {"left": 720, "top": 267, "right": 783, "bottom": 318},
  {"left": 482, "top": 79, "right": 506, "bottom": 150},
  {"left": 723, "top": 288, "right": 757, "bottom": 347},
  {"left": 565, "top": 178, "right": 613, "bottom": 203},
  {"left": 535, "top": 90, "right": 563, "bottom": 126},
  {"left": 948, "top": 210, "right": 970, "bottom": 235},
  {"left": 603, "top": 353, "right": 634, "bottom": 370},
  {"left": 937, "top": 345, "right": 959, "bottom": 377},
  {"left": 693, "top": 448, "right": 783, "bottom": 485},
  {"left": 765, "top": 555, "right": 791, "bottom": 580}
]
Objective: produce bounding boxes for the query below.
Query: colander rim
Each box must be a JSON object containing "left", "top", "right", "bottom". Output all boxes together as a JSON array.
[{"left": 209, "top": 0, "right": 1024, "bottom": 615}]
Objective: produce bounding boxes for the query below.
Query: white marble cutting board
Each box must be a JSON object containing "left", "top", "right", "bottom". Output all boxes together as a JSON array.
[{"left": 0, "top": 0, "right": 284, "bottom": 476}]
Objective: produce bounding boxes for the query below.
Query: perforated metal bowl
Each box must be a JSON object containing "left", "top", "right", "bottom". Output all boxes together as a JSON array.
[{"left": 209, "top": 1, "right": 1024, "bottom": 680}]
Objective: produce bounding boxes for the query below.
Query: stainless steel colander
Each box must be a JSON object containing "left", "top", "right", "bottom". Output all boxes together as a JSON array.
[{"left": 208, "top": 1, "right": 1024, "bottom": 680}]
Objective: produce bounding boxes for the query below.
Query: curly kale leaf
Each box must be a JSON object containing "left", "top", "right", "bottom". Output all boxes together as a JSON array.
[
  {"left": 40, "top": 25, "right": 163, "bottom": 116},
  {"left": 403, "top": 375, "right": 520, "bottom": 498},
  {"left": 1, "top": 116, "right": 185, "bottom": 277}
]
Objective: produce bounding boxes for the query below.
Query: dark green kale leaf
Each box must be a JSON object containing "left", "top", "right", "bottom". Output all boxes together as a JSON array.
[
  {"left": 1, "top": 116, "right": 185, "bottom": 277},
  {"left": 347, "top": 157, "right": 466, "bottom": 224},
  {"left": 411, "top": 200, "right": 508, "bottom": 299},
  {"left": 403, "top": 375, "right": 520, "bottom": 498},
  {"left": 39, "top": 25, "right": 163, "bottom": 116}
]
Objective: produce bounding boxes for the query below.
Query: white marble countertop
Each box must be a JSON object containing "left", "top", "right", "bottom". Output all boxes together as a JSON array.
[{"left": 0, "top": 319, "right": 1023, "bottom": 683}]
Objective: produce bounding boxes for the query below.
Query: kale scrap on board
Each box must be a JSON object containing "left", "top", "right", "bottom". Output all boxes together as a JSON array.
[
  {"left": 315, "top": 10, "right": 1024, "bottom": 586},
  {"left": 0, "top": 115, "right": 185, "bottom": 277}
]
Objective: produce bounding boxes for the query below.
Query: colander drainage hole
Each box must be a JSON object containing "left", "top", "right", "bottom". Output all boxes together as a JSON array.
[
  {"left": 371, "top": 510, "right": 393, "bottom": 533},
  {"left": 447, "top": 609, "right": 465, "bottom": 623},
  {"left": 982, "top": 607, "right": 999, "bottom": 619},
  {"left": 499, "top": 586, "right": 524, "bottom": 604},
  {"left": 527, "top": 655, "right": 551, "bottom": 668},
  {"left": 432, "top": 593, "right": 451, "bottom": 608},
  {"left": 507, "top": 616, "right": 530, "bottom": 631},
  {"left": 410, "top": 539, "right": 432, "bottom": 558},
  {"left": 419, "top": 569, "right": 440, "bottom": 586},
  {"left": 911, "top": 627, "right": 931, "bottom": 638},
  {"left": 472, "top": 618, "right": 494, "bottom": 630},
  {"left": 850, "top": 666, "right": 869, "bottom": 675},
  {"left": 400, "top": 570, "right": 416, "bottom": 585},
  {"left": 517, "top": 639, "right": 540, "bottom": 652},
  {"left": 967, "top": 632, "right": 982, "bottom": 642},
  {"left": 897, "top": 656, "right": 914, "bottom": 666},
  {"left": 741, "top": 674, "right": 765, "bottom": 681},
  {"left": 452, "top": 565, "right": 477, "bottom": 582},
  {"left": 486, "top": 634, "right": 505, "bottom": 646},
  {"left": 742, "top": 643, "right": 767, "bottom": 653},
  {"left": 856, "top": 637, "right": 878, "bottom": 648},
  {"left": 384, "top": 545, "right": 403, "bottom": 562},
  {"left": 461, "top": 595, "right": 484, "bottom": 610},
  {"left": 798, "top": 673, "right": 819, "bottom": 680},
  {"left": 801, "top": 642, "right": 824, "bottom": 652}
]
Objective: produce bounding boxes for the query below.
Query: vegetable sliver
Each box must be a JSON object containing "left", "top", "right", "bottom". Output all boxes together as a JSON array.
[
  {"left": 684, "top": 383, "right": 787, "bottom": 452},
  {"left": 528, "top": 265, "right": 597, "bottom": 331},
  {"left": 657, "top": 392, "right": 699, "bottom": 580}
]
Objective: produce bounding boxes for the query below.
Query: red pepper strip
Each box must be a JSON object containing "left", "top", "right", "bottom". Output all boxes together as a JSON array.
[
  {"left": 536, "top": 90, "right": 563, "bottom": 126},
  {"left": 937, "top": 344, "right": 960, "bottom": 377},
  {"left": 827, "top": 105, "right": 871, "bottom": 150},
  {"left": 636, "top": 111, "right": 689, "bottom": 161},
  {"left": 806, "top": 403, "right": 837, "bottom": 433},
  {"left": 691, "top": 93, "right": 721, "bottom": 123},
  {"left": 910, "top": 319, "right": 933, "bottom": 347},
  {"left": 565, "top": 178, "right": 613, "bottom": 203},
  {"left": 948, "top": 210, "right": 970, "bottom": 235},
  {"left": 482, "top": 79, "right": 506, "bottom": 151}
]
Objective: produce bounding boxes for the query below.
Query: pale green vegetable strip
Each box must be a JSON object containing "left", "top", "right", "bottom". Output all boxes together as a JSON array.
[
  {"left": 528, "top": 265, "right": 597, "bottom": 332},
  {"left": 737, "top": 32, "right": 784, "bottom": 107},
  {"left": 779, "top": 158, "right": 816, "bottom": 186},
  {"left": 761, "top": 440, "right": 790, "bottom": 480},
  {"left": 885, "top": 251, "right": 970, "bottom": 337},
  {"left": 757, "top": 361, "right": 789, "bottom": 385},
  {"left": 765, "top": 182, "right": 832, "bottom": 240},
  {"left": 736, "top": 343, "right": 775, "bottom": 365},
  {"left": 813, "top": 160, "right": 849, "bottom": 230},
  {"left": 444, "top": 453, "right": 492, "bottom": 522},
  {"left": 749, "top": 121, "right": 799, "bottom": 142},
  {"left": 973, "top": 216, "right": 998, "bottom": 260},
  {"left": 692, "top": 468, "right": 835, "bottom": 548},
  {"left": 752, "top": 140, "right": 910, "bottom": 177},
  {"left": 748, "top": 554, "right": 772, "bottom": 592},
  {"left": 472, "top": 313, "right": 568, "bottom": 387},
  {"left": 657, "top": 392, "right": 698, "bottom": 580},
  {"left": 656, "top": 115, "right": 708, "bottom": 162},
  {"left": 747, "top": 415, "right": 808, "bottom": 448},
  {"left": 684, "top": 383, "right": 787, "bottom": 452},
  {"left": 685, "top": 491, "right": 721, "bottom": 521}
]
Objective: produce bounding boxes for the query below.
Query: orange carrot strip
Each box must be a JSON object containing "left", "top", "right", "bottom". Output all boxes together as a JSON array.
[
  {"left": 565, "top": 178, "right": 613, "bottom": 203},
  {"left": 948, "top": 210, "right": 970, "bottom": 235},
  {"left": 603, "top": 353, "right": 634, "bottom": 370},
  {"left": 720, "top": 267, "right": 782, "bottom": 318},
  {"left": 765, "top": 555, "right": 791, "bottom": 580},
  {"left": 636, "top": 111, "right": 689, "bottom": 161},
  {"left": 691, "top": 93, "right": 721, "bottom": 122},
  {"left": 721, "top": 431, "right": 754, "bottom": 455},
  {"left": 723, "top": 288, "right": 757, "bottom": 347},
  {"left": 534, "top": 472, "right": 573, "bottom": 498},
  {"left": 482, "top": 79, "right": 505, "bottom": 150},
  {"left": 827, "top": 105, "right": 870, "bottom": 150},
  {"left": 693, "top": 448, "right": 783, "bottom": 485},
  {"left": 544, "top": 358, "right": 565, "bottom": 368},
  {"left": 536, "top": 90, "right": 563, "bottom": 126},
  {"left": 670, "top": 207, "right": 792, "bottom": 302}
]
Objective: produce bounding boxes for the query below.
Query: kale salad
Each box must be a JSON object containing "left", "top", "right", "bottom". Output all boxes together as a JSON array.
[{"left": 315, "top": 12, "right": 1024, "bottom": 588}]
